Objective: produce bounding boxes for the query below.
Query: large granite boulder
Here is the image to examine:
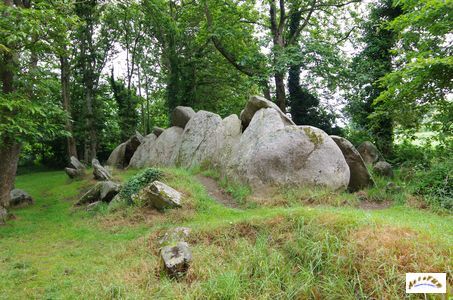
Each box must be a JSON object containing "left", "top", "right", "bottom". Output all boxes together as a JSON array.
[
  {"left": 10, "top": 189, "right": 34, "bottom": 207},
  {"left": 128, "top": 133, "right": 158, "bottom": 168},
  {"left": 204, "top": 114, "right": 242, "bottom": 168},
  {"left": 357, "top": 141, "right": 380, "bottom": 164},
  {"left": 331, "top": 136, "right": 375, "bottom": 192},
  {"left": 229, "top": 108, "right": 287, "bottom": 176},
  {"left": 174, "top": 111, "right": 222, "bottom": 168},
  {"left": 92, "top": 159, "right": 112, "bottom": 181},
  {"left": 143, "top": 127, "right": 184, "bottom": 167},
  {"left": 137, "top": 181, "right": 182, "bottom": 210},
  {"left": 235, "top": 125, "right": 350, "bottom": 190},
  {"left": 373, "top": 161, "right": 394, "bottom": 178},
  {"left": 107, "top": 132, "right": 143, "bottom": 168},
  {"left": 240, "top": 95, "right": 294, "bottom": 129},
  {"left": 171, "top": 106, "right": 195, "bottom": 128},
  {"left": 160, "top": 242, "right": 192, "bottom": 278}
]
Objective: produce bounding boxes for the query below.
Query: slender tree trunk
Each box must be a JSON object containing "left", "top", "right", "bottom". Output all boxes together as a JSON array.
[
  {"left": 0, "top": 0, "right": 19, "bottom": 211},
  {"left": 274, "top": 72, "right": 286, "bottom": 112},
  {"left": 0, "top": 140, "right": 21, "bottom": 209},
  {"left": 83, "top": 87, "right": 97, "bottom": 162},
  {"left": 60, "top": 55, "right": 78, "bottom": 159}
]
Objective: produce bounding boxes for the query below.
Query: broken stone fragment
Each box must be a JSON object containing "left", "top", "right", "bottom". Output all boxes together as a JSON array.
[
  {"left": 160, "top": 241, "right": 192, "bottom": 278},
  {"left": 137, "top": 181, "right": 182, "bottom": 210},
  {"left": 92, "top": 158, "right": 112, "bottom": 181},
  {"left": 159, "top": 227, "right": 191, "bottom": 247}
]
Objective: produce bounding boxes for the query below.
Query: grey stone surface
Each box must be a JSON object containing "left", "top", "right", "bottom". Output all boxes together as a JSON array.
[
  {"left": 160, "top": 241, "right": 192, "bottom": 277},
  {"left": 10, "top": 189, "right": 34, "bottom": 207},
  {"left": 357, "top": 141, "right": 380, "bottom": 164},
  {"left": 174, "top": 111, "right": 222, "bottom": 168},
  {"left": 171, "top": 106, "right": 195, "bottom": 128},
  {"left": 331, "top": 135, "right": 375, "bottom": 191},
  {"left": 235, "top": 125, "right": 350, "bottom": 190},
  {"left": 107, "top": 132, "right": 143, "bottom": 169},
  {"left": 128, "top": 133, "right": 158, "bottom": 168},
  {"left": 92, "top": 158, "right": 112, "bottom": 181},
  {"left": 374, "top": 161, "right": 394, "bottom": 178},
  {"left": 153, "top": 127, "right": 165, "bottom": 137},
  {"left": 137, "top": 180, "right": 182, "bottom": 210},
  {"left": 240, "top": 95, "right": 294, "bottom": 129}
]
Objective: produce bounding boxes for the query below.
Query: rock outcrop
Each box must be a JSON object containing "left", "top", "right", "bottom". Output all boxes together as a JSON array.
[
  {"left": 92, "top": 159, "right": 112, "bottom": 181},
  {"left": 171, "top": 106, "right": 195, "bottom": 128},
  {"left": 357, "top": 141, "right": 381, "bottom": 164},
  {"left": 107, "top": 132, "right": 143, "bottom": 168},
  {"left": 373, "top": 161, "right": 393, "bottom": 178},
  {"left": 137, "top": 181, "right": 182, "bottom": 210},
  {"left": 10, "top": 189, "right": 34, "bottom": 207},
  {"left": 331, "top": 135, "right": 375, "bottom": 191},
  {"left": 109, "top": 95, "right": 354, "bottom": 192}
]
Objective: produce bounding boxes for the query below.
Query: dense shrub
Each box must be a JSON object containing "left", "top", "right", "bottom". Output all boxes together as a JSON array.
[
  {"left": 412, "top": 159, "right": 452, "bottom": 211},
  {"left": 119, "top": 168, "right": 162, "bottom": 204}
]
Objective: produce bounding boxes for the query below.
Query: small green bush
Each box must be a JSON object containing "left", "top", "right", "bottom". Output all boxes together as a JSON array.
[
  {"left": 412, "top": 159, "right": 452, "bottom": 211},
  {"left": 118, "top": 168, "right": 162, "bottom": 204}
]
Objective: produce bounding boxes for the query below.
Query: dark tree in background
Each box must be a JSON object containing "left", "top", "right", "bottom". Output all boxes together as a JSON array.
[
  {"left": 347, "top": 0, "right": 402, "bottom": 156},
  {"left": 287, "top": 10, "right": 341, "bottom": 135},
  {"left": 110, "top": 71, "right": 139, "bottom": 142}
]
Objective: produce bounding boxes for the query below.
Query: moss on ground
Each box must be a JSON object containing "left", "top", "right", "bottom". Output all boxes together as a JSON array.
[{"left": 0, "top": 168, "right": 451, "bottom": 299}]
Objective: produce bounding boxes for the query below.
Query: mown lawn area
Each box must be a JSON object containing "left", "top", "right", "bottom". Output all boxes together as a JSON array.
[{"left": 1, "top": 169, "right": 451, "bottom": 299}]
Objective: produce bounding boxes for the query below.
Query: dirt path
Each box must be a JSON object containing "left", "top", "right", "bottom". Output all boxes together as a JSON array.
[{"left": 195, "top": 174, "right": 239, "bottom": 208}]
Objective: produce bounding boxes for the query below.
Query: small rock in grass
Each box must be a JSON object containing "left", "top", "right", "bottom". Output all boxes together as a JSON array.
[
  {"left": 373, "top": 161, "right": 394, "bottom": 178},
  {"left": 10, "top": 189, "right": 34, "bottom": 207},
  {"left": 160, "top": 241, "right": 192, "bottom": 278}
]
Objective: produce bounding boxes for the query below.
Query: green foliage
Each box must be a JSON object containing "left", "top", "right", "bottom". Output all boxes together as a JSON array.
[
  {"left": 412, "top": 159, "right": 453, "bottom": 211},
  {"left": 109, "top": 74, "right": 140, "bottom": 141},
  {"left": 0, "top": 1, "right": 76, "bottom": 144},
  {"left": 375, "top": 0, "right": 452, "bottom": 143},
  {"left": 118, "top": 168, "right": 162, "bottom": 204},
  {"left": 345, "top": 0, "right": 402, "bottom": 155}
]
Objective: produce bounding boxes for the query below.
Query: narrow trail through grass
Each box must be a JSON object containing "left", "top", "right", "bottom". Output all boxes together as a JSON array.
[{"left": 1, "top": 169, "right": 451, "bottom": 299}]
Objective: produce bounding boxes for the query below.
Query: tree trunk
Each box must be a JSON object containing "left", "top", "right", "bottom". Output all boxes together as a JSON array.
[
  {"left": 274, "top": 72, "right": 286, "bottom": 112},
  {"left": 0, "top": 138, "right": 21, "bottom": 209},
  {"left": 60, "top": 55, "right": 78, "bottom": 159},
  {"left": 83, "top": 87, "right": 97, "bottom": 162}
]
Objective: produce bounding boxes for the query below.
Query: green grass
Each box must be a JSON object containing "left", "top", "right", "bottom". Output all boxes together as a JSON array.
[{"left": 1, "top": 168, "right": 452, "bottom": 299}]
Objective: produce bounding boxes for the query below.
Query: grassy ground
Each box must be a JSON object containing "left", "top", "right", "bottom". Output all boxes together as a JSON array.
[{"left": 0, "top": 168, "right": 451, "bottom": 299}]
